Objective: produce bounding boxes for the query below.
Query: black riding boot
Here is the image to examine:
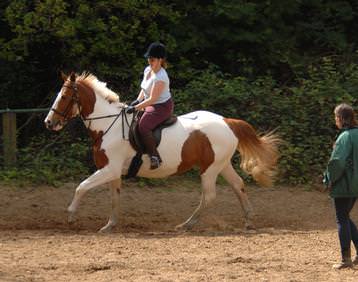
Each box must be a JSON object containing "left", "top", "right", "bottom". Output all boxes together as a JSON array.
[
  {"left": 333, "top": 248, "right": 353, "bottom": 269},
  {"left": 141, "top": 132, "right": 162, "bottom": 169}
]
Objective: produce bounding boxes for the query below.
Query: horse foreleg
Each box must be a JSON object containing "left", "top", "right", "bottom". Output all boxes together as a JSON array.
[
  {"left": 67, "top": 167, "right": 117, "bottom": 223},
  {"left": 220, "top": 164, "right": 254, "bottom": 229},
  {"left": 99, "top": 178, "right": 121, "bottom": 233},
  {"left": 175, "top": 172, "right": 218, "bottom": 231}
]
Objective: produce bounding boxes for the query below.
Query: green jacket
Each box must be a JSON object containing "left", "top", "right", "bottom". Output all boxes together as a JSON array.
[{"left": 323, "top": 127, "right": 358, "bottom": 198}]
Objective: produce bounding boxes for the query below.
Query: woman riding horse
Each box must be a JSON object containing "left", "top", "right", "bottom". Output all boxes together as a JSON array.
[
  {"left": 44, "top": 70, "right": 280, "bottom": 233},
  {"left": 127, "top": 42, "right": 174, "bottom": 170}
]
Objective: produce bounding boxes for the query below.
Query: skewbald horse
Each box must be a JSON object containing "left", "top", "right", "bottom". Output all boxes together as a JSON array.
[{"left": 45, "top": 72, "right": 281, "bottom": 232}]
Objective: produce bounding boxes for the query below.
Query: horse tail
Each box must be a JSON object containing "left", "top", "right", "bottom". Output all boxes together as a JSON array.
[{"left": 224, "top": 118, "right": 281, "bottom": 187}]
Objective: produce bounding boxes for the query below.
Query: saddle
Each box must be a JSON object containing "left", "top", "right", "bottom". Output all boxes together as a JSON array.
[{"left": 125, "top": 112, "right": 177, "bottom": 178}]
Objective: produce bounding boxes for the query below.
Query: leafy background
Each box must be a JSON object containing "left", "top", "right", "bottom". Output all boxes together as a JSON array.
[{"left": 1, "top": 0, "right": 358, "bottom": 185}]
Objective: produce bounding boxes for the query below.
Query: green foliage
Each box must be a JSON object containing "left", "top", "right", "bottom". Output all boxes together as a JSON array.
[
  {"left": 1, "top": 1, "right": 358, "bottom": 185},
  {"left": 0, "top": 133, "right": 90, "bottom": 186},
  {"left": 175, "top": 59, "right": 358, "bottom": 184},
  {"left": 0, "top": 0, "right": 180, "bottom": 107}
]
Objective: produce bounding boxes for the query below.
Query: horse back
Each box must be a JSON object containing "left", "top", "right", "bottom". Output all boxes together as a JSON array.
[{"left": 144, "top": 111, "right": 238, "bottom": 176}]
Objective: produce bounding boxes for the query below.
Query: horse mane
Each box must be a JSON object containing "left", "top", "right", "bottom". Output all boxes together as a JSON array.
[{"left": 76, "top": 72, "right": 124, "bottom": 105}]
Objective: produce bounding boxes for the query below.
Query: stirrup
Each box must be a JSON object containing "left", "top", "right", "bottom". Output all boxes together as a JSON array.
[{"left": 150, "top": 156, "right": 161, "bottom": 170}]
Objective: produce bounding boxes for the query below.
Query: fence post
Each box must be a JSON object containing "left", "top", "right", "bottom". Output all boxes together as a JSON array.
[{"left": 2, "top": 111, "right": 17, "bottom": 166}]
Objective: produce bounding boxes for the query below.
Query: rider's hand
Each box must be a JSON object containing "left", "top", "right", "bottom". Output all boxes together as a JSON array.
[
  {"left": 126, "top": 105, "right": 135, "bottom": 114},
  {"left": 130, "top": 99, "right": 140, "bottom": 106}
]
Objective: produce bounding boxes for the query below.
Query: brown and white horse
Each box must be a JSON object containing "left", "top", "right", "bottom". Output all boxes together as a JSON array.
[{"left": 45, "top": 72, "right": 281, "bottom": 232}]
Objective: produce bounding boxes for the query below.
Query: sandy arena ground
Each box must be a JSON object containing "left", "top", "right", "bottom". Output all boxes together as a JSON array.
[{"left": 0, "top": 177, "right": 358, "bottom": 281}]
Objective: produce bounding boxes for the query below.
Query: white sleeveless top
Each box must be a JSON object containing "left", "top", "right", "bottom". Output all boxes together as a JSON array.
[{"left": 140, "top": 66, "right": 171, "bottom": 104}]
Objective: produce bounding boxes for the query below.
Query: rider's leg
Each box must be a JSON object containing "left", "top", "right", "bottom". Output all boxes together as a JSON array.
[
  {"left": 141, "top": 131, "right": 162, "bottom": 169},
  {"left": 138, "top": 99, "right": 173, "bottom": 169}
]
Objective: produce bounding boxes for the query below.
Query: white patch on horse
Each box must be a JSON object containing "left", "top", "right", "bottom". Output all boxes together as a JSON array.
[
  {"left": 44, "top": 90, "right": 63, "bottom": 131},
  {"left": 45, "top": 72, "right": 280, "bottom": 233}
]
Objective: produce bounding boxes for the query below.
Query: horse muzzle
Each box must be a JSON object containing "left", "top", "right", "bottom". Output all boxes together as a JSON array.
[{"left": 44, "top": 118, "right": 64, "bottom": 131}]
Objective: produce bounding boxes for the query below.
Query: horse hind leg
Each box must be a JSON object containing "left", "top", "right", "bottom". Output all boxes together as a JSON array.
[
  {"left": 220, "top": 163, "right": 254, "bottom": 230},
  {"left": 99, "top": 178, "right": 121, "bottom": 233},
  {"left": 175, "top": 171, "right": 218, "bottom": 231}
]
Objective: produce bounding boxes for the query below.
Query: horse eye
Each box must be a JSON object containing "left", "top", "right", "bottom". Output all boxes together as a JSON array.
[{"left": 61, "top": 96, "right": 67, "bottom": 100}]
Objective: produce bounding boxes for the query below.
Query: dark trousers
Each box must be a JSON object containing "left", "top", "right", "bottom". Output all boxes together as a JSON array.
[
  {"left": 334, "top": 197, "right": 358, "bottom": 257},
  {"left": 138, "top": 98, "right": 174, "bottom": 136}
]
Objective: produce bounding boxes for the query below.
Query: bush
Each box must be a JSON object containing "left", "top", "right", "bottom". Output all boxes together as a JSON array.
[
  {"left": 174, "top": 59, "right": 358, "bottom": 184},
  {"left": 0, "top": 132, "right": 91, "bottom": 186},
  {"left": 1, "top": 59, "right": 357, "bottom": 186}
]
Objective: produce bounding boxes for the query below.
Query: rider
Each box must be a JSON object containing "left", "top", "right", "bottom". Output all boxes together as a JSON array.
[{"left": 126, "top": 42, "right": 174, "bottom": 169}]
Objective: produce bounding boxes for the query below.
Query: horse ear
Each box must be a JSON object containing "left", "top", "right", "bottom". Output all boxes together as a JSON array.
[
  {"left": 70, "top": 72, "right": 76, "bottom": 82},
  {"left": 60, "top": 71, "right": 67, "bottom": 81}
]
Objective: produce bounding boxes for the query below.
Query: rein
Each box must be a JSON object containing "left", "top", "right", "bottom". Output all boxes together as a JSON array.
[
  {"left": 52, "top": 82, "right": 131, "bottom": 141},
  {"left": 83, "top": 109, "right": 130, "bottom": 141}
]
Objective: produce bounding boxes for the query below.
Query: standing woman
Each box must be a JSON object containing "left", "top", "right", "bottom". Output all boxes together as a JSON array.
[
  {"left": 324, "top": 103, "right": 358, "bottom": 269},
  {"left": 127, "top": 42, "right": 174, "bottom": 169}
]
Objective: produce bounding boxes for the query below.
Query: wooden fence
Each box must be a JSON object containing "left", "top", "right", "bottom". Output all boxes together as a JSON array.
[{"left": 1, "top": 108, "right": 49, "bottom": 167}]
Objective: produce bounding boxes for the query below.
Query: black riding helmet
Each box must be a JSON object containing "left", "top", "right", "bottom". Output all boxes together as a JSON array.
[{"left": 144, "top": 42, "right": 166, "bottom": 59}]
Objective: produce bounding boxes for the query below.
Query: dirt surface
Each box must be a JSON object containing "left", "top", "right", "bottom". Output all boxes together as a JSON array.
[{"left": 1, "top": 177, "right": 358, "bottom": 281}]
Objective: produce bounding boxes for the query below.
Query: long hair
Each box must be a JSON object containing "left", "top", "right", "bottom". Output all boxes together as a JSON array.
[
  {"left": 160, "top": 58, "right": 168, "bottom": 69},
  {"left": 334, "top": 103, "right": 358, "bottom": 128}
]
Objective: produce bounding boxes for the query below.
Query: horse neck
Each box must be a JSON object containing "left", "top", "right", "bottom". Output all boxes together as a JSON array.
[
  {"left": 77, "top": 82, "right": 132, "bottom": 138},
  {"left": 91, "top": 94, "right": 118, "bottom": 116},
  {"left": 77, "top": 81, "right": 115, "bottom": 117}
]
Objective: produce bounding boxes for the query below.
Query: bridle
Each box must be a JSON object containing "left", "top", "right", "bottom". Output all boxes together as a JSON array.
[
  {"left": 51, "top": 81, "right": 131, "bottom": 140},
  {"left": 51, "top": 82, "right": 80, "bottom": 122}
]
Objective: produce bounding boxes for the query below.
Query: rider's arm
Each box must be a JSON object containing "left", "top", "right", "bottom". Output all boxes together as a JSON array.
[
  {"left": 136, "top": 89, "right": 145, "bottom": 101},
  {"left": 135, "top": 81, "right": 165, "bottom": 110}
]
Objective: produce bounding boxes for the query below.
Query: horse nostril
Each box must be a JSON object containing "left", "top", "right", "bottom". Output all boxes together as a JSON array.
[{"left": 45, "top": 119, "right": 52, "bottom": 129}]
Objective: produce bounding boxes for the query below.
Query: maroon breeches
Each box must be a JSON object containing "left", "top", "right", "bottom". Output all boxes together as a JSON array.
[{"left": 138, "top": 98, "right": 174, "bottom": 136}]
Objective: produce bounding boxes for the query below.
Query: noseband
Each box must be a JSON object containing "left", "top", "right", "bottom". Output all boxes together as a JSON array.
[
  {"left": 51, "top": 82, "right": 80, "bottom": 121},
  {"left": 50, "top": 80, "right": 129, "bottom": 140}
]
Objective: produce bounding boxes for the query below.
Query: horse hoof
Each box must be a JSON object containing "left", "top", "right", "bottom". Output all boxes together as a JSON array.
[
  {"left": 175, "top": 223, "right": 192, "bottom": 231},
  {"left": 244, "top": 223, "right": 256, "bottom": 230},
  {"left": 174, "top": 223, "right": 186, "bottom": 231},
  {"left": 98, "top": 224, "right": 114, "bottom": 233}
]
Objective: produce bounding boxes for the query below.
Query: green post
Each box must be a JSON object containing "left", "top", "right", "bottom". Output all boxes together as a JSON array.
[{"left": 3, "top": 112, "right": 17, "bottom": 166}]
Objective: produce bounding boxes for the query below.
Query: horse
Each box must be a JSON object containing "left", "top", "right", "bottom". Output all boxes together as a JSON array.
[{"left": 44, "top": 71, "right": 281, "bottom": 233}]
